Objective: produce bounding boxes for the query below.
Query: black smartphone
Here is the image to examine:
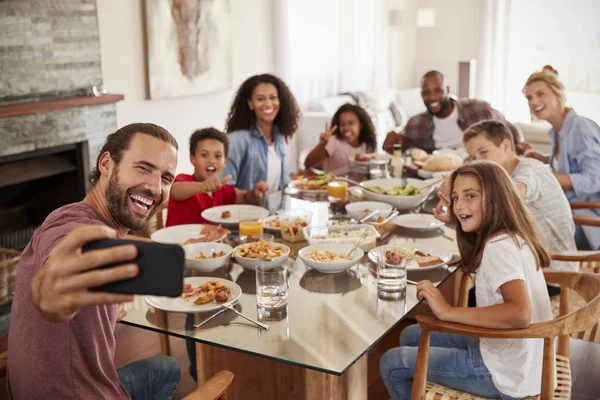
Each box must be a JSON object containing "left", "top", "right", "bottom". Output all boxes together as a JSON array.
[{"left": 83, "top": 239, "right": 184, "bottom": 297}]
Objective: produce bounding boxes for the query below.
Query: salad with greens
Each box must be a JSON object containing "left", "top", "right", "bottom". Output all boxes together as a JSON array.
[
  {"left": 293, "top": 172, "right": 335, "bottom": 190},
  {"left": 367, "top": 185, "right": 421, "bottom": 196}
]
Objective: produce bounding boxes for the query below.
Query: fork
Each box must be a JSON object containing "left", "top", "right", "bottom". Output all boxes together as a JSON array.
[{"left": 221, "top": 302, "right": 270, "bottom": 330}]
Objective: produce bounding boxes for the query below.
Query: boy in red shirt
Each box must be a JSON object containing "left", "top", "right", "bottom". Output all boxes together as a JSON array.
[{"left": 166, "top": 128, "right": 268, "bottom": 227}]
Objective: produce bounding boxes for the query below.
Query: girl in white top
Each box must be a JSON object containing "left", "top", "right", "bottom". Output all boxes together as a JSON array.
[{"left": 380, "top": 160, "right": 554, "bottom": 399}]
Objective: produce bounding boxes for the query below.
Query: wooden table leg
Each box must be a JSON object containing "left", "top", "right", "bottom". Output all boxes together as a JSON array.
[
  {"left": 155, "top": 309, "right": 171, "bottom": 356},
  {"left": 195, "top": 341, "right": 369, "bottom": 399}
]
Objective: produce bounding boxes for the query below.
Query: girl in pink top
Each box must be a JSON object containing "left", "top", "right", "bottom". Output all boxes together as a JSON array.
[{"left": 304, "top": 103, "right": 377, "bottom": 176}]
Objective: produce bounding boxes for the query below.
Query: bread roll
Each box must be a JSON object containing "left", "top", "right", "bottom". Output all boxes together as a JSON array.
[
  {"left": 410, "top": 148, "right": 429, "bottom": 162},
  {"left": 422, "top": 153, "right": 463, "bottom": 171}
]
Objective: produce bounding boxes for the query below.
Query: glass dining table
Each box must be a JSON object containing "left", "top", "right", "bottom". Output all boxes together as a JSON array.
[{"left": 121, "top": 187, "right": 462, "bottom": 400}]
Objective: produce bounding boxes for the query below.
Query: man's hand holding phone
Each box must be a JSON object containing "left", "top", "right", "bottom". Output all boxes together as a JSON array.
[{"left": 32, "top": 225, "right": 139, "bottom": 322}]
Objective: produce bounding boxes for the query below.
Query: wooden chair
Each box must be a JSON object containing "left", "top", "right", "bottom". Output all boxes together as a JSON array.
[
  {"left": 0, "top": 350, "right": 233, "bottom": 399},
  {"left": 411, "top": 259, "right": 600, "bottom": 399},
  {"left": 570, "top": 201, "right": 600, "bottom": 273}
]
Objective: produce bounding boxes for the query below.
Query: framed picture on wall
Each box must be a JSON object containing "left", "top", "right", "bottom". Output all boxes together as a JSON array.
[{"left": 144, "top": 0, "right": 231, "bottom": 99}]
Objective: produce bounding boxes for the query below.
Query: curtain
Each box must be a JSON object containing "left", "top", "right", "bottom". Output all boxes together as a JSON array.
[
  {"left": 475, "top": 0, "right": 512, "bottom": 112},
  {"left": 274, "top": 0, "right": 387, "bottom": 109}
]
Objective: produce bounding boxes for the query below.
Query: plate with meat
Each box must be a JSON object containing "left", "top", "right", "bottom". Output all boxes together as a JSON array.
[
  {"left": 262, "top": 215, "right": 281, "bottom": 231},
  {"left": 151, "top": 224, "right": 230, "bottom": 245},
  {"left": 368, "top": 243, "right": 452, "bottom": 271},
  {"left": 348, "top": 152, "right": 392, "bottom": 166},
  {"left": 288, "top": 172, "right": 334, "bottom": 193},
  {"left": 145, "top": 277, "right": 242, "bottom": 313},
  {"left": 201, "top": 205, "right": 270, "bottom": 225}
]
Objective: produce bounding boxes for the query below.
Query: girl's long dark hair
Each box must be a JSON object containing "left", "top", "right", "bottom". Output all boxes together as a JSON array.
[
  {"left": 330, "top": 103, "right": 377, "bottom": 151},
  {"left": 225, "top": 74, "right": 300, "bottom": 139},
  {"left": 449, "top": 161, "right": 551, "bottom": 273}
]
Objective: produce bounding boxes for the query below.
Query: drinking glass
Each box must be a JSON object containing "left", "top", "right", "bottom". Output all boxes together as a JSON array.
[
  {"left": 256, "top": 265, "right": 288, "bottom": 310},
  {"left": 257, "top": 306, "right": 289, "bottom": 342},
  {"left": 239, "top": 212, "right": 264, "bottom": 239},
  {"left": 327, "top": 181, "right": 349, "bottom": 216},
  {"left": 376, "top": 252, "right": 407, "bottom": 300}
]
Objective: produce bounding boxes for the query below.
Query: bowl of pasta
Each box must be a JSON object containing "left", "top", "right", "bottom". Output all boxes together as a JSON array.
[
  {"left": 298, "top": 243, "right": 363, "bottom": 273},
  {"left": 232, "top": 240, "right": 290, "bottom": 270}
]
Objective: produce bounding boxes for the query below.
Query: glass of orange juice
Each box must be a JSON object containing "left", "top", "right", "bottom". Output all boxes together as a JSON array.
[
  {"left": 328, "top": 181, "right": 349, "bottom": 216},
  {"left": 239, "top": 212, "right": 264, "bottom": 240}
]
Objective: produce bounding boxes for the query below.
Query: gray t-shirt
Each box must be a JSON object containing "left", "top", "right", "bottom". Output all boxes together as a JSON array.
[
  {"left": 512, "top": 158, "right": 578, "bottom": 271},
  {"left": 7, "top": 203, "right": 130, "bottom": 399}
]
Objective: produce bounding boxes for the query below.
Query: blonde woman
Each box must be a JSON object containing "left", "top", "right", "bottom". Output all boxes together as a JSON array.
[{"left": 523, "top": 65, "right": 600, "bottom": 250}]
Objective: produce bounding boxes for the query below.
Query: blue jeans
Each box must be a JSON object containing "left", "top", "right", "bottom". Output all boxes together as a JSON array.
[
  {"left": 118, "top": 355, "right": 181, "bottom": 400},
  {"left": 380, "top": 325, "right": 521, "bottom": 400}
]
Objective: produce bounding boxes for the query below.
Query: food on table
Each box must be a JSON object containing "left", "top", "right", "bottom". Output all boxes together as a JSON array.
[
  {"left": 367, "top": 185, "right": 421, "bottom": 196},
  {"left": 280, "top": 217, "right": 309, "bottom": 243},
  {"left": 221, "top": 210, "right": 232, "bottom": 219},
  {"left": 312, "top": 228, "right": 375, "bottom": 240},
  {"left": 383, "top": 246, "right": 444, "bottom": 267},
  {"left": 293, "top": 172, "right": 334, "bottom": 190},
  {"left": 355, "top": 154, "right": 371, "bottom": 162},
  {"left": 264, "top": 217, "right": 281, "bottom": 229},
  {"left": 422, "top": 153, "right": 463, "bottom": 171},
  {"left": 182, "top": 280, "right": 231, "bottom": 305},
  {"left": 305, "top": 249, "right": 350, "bottom": 263},
  {"left": 359, "top": 208, "right": 372, "bottom": 214},
  {"left": 183, "top": 225, "right": 231, "bottom": 245},
  {"left": 384, "top": 246, "right": 417, "bottom": 265},
  {"left": 411, "top": 148, "right": 429, "bottom": 162},
  {"left": 416, "top": 256, "right": 444, "bottom": 268},
  {"left": 235, "top": 240, "right": 286, "bottom": 259},
  {"left": 194, "top": 250, "right": 225, "bottom": 260},
  {"left": 354, "top": 153, "right": 390, "bottom": 162}
]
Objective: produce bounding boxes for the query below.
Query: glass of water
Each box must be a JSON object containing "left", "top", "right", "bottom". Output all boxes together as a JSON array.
[
  {"left": 376, "top": 252, "right": 407, "bottom": 300},
  {"left": 255, "top": 264, "right": 288, "bottom": 310}
]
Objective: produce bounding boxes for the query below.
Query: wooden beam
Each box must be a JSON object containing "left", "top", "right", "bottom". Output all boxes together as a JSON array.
[{"left": 0, "top": 94, "right": 124, "bottom": 118}]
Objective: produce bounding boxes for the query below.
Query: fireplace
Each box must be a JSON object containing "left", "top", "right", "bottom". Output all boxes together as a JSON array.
[{"left": 0, "top": 142, "right": 90, "bottom": 250}]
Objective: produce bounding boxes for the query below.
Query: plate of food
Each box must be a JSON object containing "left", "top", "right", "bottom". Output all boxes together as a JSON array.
[
  {"left": 412, "top": 151, "right": 464, "bottom": 179},
  {"left": 349, "top": 152, "right": 392, "bottom": 166},
  {"left": 201, "top": 205, "right": 270, "bottom": 225},
  {"left": 368, "top": 243, "right": 452, "bottom": 271},
  {"left": 360, "top": 178, "right": 434, "bottom": 210},
  {"left": 183, "top": 242, "right": 233, "bottom": 271},
  {"left": 288, "top": 172, "right": 334, "bottom": 193},
  {"left": 263, "top": 215, "right": 281, "bottom": 231},
  {"left": 394, "top": 213, "right": 445, "bottom": 231},
  {"left": 232, "top": 240, "right": 290, "bottom": 270},
  {"left": 145, "top": 277, "right": 241, "bottom": 313},
  {"left": 151, "top": 224, "right": 230, "bottom": 245},
  {"left": 298, "top": 243, "right": 363, "bottom": 273}
]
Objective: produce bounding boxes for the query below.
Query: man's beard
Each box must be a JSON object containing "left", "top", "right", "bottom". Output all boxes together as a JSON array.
[
  {"left": 105, "top": 168, "right": 159, "bottom": 231},
  {"left": 427, "top": 98, "right": 450, "bottom": 117}
]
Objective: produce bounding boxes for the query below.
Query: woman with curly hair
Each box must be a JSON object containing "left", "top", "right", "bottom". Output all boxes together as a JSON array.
[
  {"left": 304, "top": 103, "right": 377, "bottom": 176},
  {"left": 222, "top": 73, "right": 300, "bottom": 193}
]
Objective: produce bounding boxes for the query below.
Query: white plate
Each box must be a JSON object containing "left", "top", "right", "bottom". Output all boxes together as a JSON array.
[
  {"left": 348, "top": 152, "right": 392, "bottom": 166},
  {"left": 394, "top": 213, "right": 445, "bottom": 231},
  {"left": 418, "top": 169, "right": 455, "bottom": 179},
  {"left": 263, "top": 215, "right": 281, "bottom": 231},
  {"left": 345, "top": 201, "right": 394, "bottom": 221},
  {"left": 145, "top": 277, "right": 241, "bottom": 313},
  {"left": 151, "top": 224, "right": 228, "bottom": 245},
  {"left": 288, "top": 180, "right": 328, "bottom": 194},
  {"left": 183, "top": 243, "right": 233, "bottom": 271},
  {"left": 201, "top": 205, "right": 269, "bottom": 225},
  {"left": 360, "top": 178, "right": 434, "bottom": 211},
  {"left": 368, "top": 243, "right": 452, "bottom": 271},
  {"left": 298, "top": 243, "right": 363, "bottom": 274}
]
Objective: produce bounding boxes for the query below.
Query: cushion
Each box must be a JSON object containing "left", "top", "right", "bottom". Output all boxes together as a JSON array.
[{"left": 390, "top": 101, "right": 407, "bottom": 129}]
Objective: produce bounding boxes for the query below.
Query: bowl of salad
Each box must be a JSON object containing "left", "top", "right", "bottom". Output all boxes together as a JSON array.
[{"left": 359, "top": 178, "right": 434, "bottom": 210}]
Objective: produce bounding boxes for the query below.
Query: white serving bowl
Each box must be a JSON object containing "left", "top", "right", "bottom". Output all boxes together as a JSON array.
[
  {"left": 360, "top": 178, "right": 434, "bottom": 211},
  {"left": 232, "top": 242, "right": 290, "bottom": 270},
  {"left": 345, "top": 201, "right": 394, "bottom": 221},
  {"left": 298, "top": 243, "right": 363, "bottom": 274},
  {"left": 183, "top": 242, "right": 233, "bottom": 272}
]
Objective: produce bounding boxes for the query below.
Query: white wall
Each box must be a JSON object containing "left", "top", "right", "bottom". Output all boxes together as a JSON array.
[
  {"left": 96, "top": 0, "right": 275, "bottom": 173},
  {"left": 387, "top": 0, "right": 479, "bottom": 90},
  {"left": 414, "top": 0, "right": 480, "bottom": 92}
]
